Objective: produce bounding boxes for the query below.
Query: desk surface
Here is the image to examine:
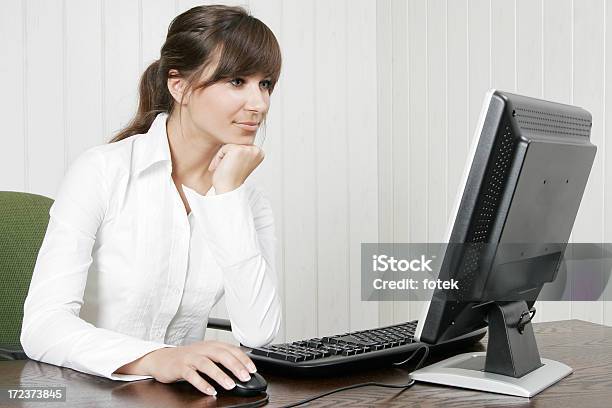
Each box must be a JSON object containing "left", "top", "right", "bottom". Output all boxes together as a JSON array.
[{"left": 1, "top": 319, "right": 611, "bottom": 407}]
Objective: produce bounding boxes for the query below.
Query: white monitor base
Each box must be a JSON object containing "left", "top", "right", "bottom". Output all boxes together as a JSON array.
[{"left": 410, "top": 352, "right": 572, "bottom": 398}]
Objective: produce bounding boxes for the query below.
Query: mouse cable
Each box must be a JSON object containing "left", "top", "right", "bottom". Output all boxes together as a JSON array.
[
  {"left": 278, "top": 345, "right": 430, "bottom": 408},
  {"left": 220, "top": 392, "right": 269, "bottom": 408}
]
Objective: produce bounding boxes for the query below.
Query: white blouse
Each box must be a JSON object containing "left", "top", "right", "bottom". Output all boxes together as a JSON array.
[{"left": 20, "top": 113, "right": 281, "bottom": 381}]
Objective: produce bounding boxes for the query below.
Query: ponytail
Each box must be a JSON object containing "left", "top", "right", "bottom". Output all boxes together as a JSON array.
[{"left": 109, "top": 60, "right": 173, "bottom": 143}]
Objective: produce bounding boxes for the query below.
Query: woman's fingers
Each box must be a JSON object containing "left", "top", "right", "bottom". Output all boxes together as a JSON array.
[
  {"left": 209, "top": 144, "right": 264, "bottom": 172},
  {"left": 203, "top": 346, "right": 252, "bottom": 382},
  {"left": 220, "top": 344, "right": 257, "bottom": 373},
  {"left": 183, "top": 367, "right": 217, "bottom": 396},
  {"left": 208, "top": 145, "right": 226, "bottom": 171},
  {"left": 193, "top": 356, "right": 237, "bottom": 391}
]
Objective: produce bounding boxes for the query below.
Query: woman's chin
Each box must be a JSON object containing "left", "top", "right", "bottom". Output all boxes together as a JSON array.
[{"left": 233, "top": 134, "right": 257, "bottom": 144}]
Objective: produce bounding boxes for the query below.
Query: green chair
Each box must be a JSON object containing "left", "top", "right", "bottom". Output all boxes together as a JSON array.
[
  {"left": 0, "top": 190, "right": 233, "bottom": 361},
  {"left": 0, "top": 191, "right": 53, "bottom": 360}
]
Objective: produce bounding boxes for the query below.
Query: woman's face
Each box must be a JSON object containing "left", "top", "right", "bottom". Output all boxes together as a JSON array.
[{"left": 181, "top": 71, "right": 272, "bottom": 146}]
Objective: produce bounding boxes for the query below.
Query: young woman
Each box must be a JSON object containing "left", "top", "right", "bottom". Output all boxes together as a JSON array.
[{"left": 21, "top": 5, "right": 282, "bottom": 396}]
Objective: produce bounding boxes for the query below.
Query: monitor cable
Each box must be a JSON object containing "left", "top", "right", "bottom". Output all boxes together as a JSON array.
[{"left": 278, "top": 344, "right": 430, "bottom": 408}]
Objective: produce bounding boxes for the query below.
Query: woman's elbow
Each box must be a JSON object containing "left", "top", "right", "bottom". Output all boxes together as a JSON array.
[
  {"left": 20, "top": 321, "right": 39, "bottom": 360},
  {"left": 20, "top": 307, "right": 62, "bottom": 362},
  {"left": 239, "top": 311, "right": 281, "bottom": 348}
]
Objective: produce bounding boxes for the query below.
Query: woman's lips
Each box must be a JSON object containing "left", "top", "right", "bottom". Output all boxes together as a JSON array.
[{"left": 234, "top": 122, "right": 259, "bottom": 132}]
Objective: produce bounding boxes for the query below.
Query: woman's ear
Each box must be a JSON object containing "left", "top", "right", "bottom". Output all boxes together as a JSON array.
[{"left": 167, "top": 69, "right": 189, "bottom": 105}]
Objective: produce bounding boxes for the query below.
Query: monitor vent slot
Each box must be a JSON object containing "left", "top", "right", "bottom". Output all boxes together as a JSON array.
[
  {"left": 457, "top": 122, "right": 517, "bottom": 296},
  {"left": 512, "top": 106, "right": 591, "bottom": 137}
]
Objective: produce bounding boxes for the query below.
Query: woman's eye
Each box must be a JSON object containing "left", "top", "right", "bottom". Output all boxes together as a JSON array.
[{"left": 230, "top": 78, "right": 244, "bottom": 86}]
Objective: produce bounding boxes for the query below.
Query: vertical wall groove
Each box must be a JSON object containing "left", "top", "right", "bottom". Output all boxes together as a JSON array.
[
  {"left": 603, "top": 0, "right": 607, "bottom": 323},
  {"left": 488, "top": 0, "right": 492, "bottom": 88},
  {"left": 100, "top": 0, "right": 106, "bottom": 143},
  {"left": 603, "top": 2, "right": 607, "bottom": 313},
  {"left": 22, "top": 0, "right": 29, "bottom": 191},
  {"left": 279, "top": 0, "right": 287, "bottom": 343},
  {"left": 541, "top": 0, "right": 544, "bottom": 98},
  {"left": 312, "top": 0, "right": 319, "bottom": 337},
  {"left": 465, "top": 0, "right": 472, "bottom": 150},
  {"left": 425, "top": 1, "right": 429, "bottom": 243},
  {"left": 444, "top": 0, "right": 448, "bottom": 220},
  {"left": 569, "top": 0, "right": 574, "bottom": 318},
  {"left": 62, "top": 0, "right": 67, "bottom": 174},
  {"left": 138, "top": 0, "right": 143, "bottom": 74},
  {"left": 344, "top": 0, "right": 351, "bottom": 331}
]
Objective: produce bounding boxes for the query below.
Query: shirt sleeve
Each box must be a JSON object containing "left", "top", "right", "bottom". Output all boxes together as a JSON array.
[
  {"left": 182, "top": 183, "right": 282, "bottom": 347},
  {"left": 20, "top": 148, "right": 172, "bottom": 381}
]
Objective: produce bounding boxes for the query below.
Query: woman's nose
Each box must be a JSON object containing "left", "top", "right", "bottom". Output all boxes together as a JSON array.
[{"left": 245, "top": 85, "right": 268, "bottom": 112}]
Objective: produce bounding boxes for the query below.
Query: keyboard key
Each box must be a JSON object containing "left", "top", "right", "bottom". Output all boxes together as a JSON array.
[
  {"left": 250, "top": 348, "right": 270, "bottom": 357},
  {"left": 334, "top": 335, "right": 378, "bottom": 347},
  {"left": 322, "top": 346, "right": 342, "bottom": 355},
  {"left": 284, "top": 354, "right": 300, "bottom": 363},
  {"left": 268, "top": 351, "right": 292, "bottom": 360}
]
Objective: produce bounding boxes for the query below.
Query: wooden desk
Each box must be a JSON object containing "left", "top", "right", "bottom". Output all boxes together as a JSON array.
[{"left": 1, "top": 320, "right": 611, "bottom": 407}]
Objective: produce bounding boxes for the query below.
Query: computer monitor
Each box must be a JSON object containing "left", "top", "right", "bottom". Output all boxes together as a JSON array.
[{"left": 412, "top": 89, "right": 596, "bottom": 397}]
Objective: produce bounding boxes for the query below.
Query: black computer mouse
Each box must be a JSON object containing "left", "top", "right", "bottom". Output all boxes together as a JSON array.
[{"left": 202, "top": 365, "right": 268, "bottom": 397}]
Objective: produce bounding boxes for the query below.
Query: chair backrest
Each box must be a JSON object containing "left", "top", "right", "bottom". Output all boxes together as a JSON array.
[{"left": 0, "top": 191, "right": 53, "bottom": 347}]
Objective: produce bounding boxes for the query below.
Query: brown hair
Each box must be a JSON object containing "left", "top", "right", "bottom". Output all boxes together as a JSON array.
[{"left": 109, "top": 5, "right": 282, "bottom": 143}]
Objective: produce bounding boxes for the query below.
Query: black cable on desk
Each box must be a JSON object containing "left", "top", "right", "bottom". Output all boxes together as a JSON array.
[
  {"left": 278, "top": 345, "right": 430, "bottom": 408},
  {"left": 219, "top": 393, "right": 269, "bottom": 408}
]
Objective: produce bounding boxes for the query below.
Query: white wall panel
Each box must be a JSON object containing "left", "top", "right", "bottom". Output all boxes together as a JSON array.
[
  {"left": 377, "top": 0, "right": 395, "bottom": 327},
  {"left": 141, "top": 0, "right": 175, "bottom": 70},
  {"left": 0, "top": 0, "right": 26, "bottom": 193},
  {"left": 427, "top": 0, "right": 447, "bottom": 245},
  {"left": 281, "top": 1, "right": 317, "bottom": 342},
  {"left": 516, "top": 0, "right": 542, "bottom": 99},
  {"left": 391, "top": 0, "right": 411, "bottom": 324},
  {"left": 177, "top": 0, "right": 208, "bottom": 13},
  {"left": 347, "top": 0, "right": 379, "bottom": 332},
  {"left": 103, "top": 0, "right": 140, "bottom": 141},
  {"left": 65, "top": 0, "right": 103, "bottom": 165},
  {"left": 572, "top": 0, "right": 605, "bottom": 324},
  {"left": 314, "top": 0, "right": 349, "bottom": 337},
  {"left": 468, "top": 0, "right": 491, "bottom": 138},
  {"left": 446, "top": 0, "right": 469, "bottom": 223},
  {"left": 605, "top": 0, "right": 612, "bottom": 327},
  {"left": 26, "top": 0, "right": 64, "bottom": 198},
  {"left": 491, "top": 0, "right": 515, "bottom": 92},
  {"left": 406, "top": 0, "right": 428, "bottom": 323}
]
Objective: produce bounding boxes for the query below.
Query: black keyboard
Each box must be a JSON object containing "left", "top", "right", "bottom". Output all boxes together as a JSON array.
[
  {"left": 248, "top": 321, "right": 423, "bottom": 375},
  {"left": 248, "top": 320, "right": 487, "bottom": 375}
]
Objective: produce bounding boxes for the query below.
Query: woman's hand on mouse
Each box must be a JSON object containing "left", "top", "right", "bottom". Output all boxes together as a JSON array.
[
  {"left": 117, "top": 340, "right": 257, "bottom": 396},
  {"left": 208, "top": 144, "right": 265, "bottom": 194}
]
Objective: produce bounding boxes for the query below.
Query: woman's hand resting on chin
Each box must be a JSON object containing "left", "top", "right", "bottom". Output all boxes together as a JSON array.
[{"left": 209, "top": 144, "right": 265, "bottom": 194}]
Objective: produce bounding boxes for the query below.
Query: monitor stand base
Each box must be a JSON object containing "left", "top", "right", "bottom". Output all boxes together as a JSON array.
[{"left": 410, "top": 352, "right": 572, "bottom": 397}]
